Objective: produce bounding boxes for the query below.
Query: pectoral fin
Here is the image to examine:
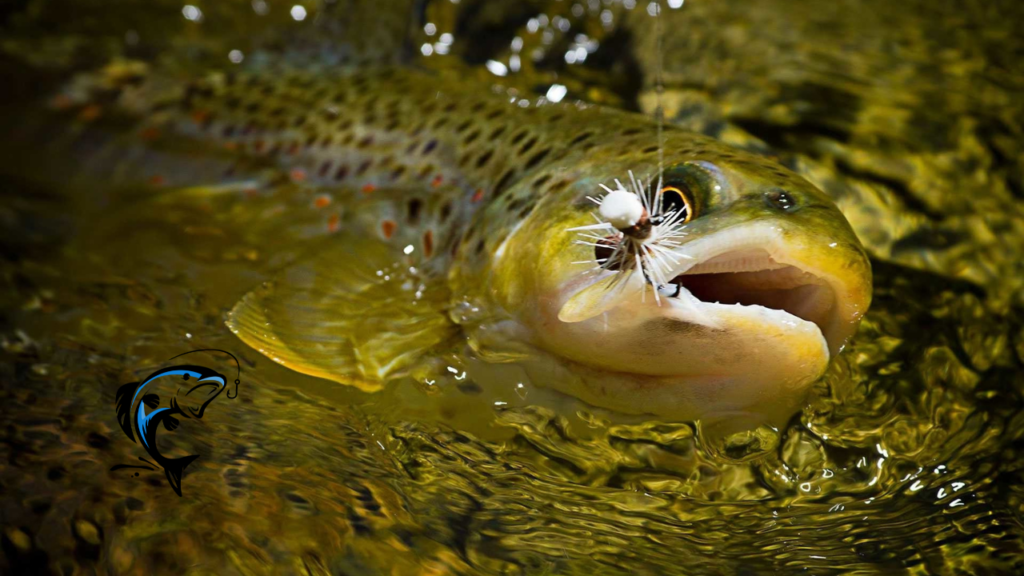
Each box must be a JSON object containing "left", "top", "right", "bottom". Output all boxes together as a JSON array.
[
  {"left": 227, "top": 233, "right": 458, "bottom": 391},
  {"left": 143, "top": 394, "right": 160, "bottom": 409}
]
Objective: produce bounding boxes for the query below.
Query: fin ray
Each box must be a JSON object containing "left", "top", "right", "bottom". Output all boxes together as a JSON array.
[{"left": 227, "top": 233, "right": 457, "bottom": 391}]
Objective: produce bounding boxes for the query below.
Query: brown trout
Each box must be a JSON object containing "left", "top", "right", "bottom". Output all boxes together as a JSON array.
[{"left": 47, "top": 63, "right": 872, "bottom": 421}]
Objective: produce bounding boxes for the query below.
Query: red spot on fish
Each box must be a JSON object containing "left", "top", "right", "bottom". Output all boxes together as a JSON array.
[
  {"left": 139, "top": 127, "right": 161, "bottom": 141},
  {"left": 431, "top": 175, "right": 444, "bottom": 188},
  {"left": 314, "top": 194, "right": 332, "bottom": 208},
  {"left": 471, "top": 188, "right": 485, "bottom": 203},
  {"left": 51, "top": 95, "right": 73, "bottom": 110},
  {"left": 191, "top": 110, "right": 211, "bottom": 126},
  {"left": 78, "top": 105, "right": 101, "bottom": 122},
  {"left": 253, "top": 139, "right": 265, "bottom": 153},
  {"left": 422, "top": 230, "right": 434, "bottom": 258},
  {"left": 149, "top": 175, "right": 166, "bottom": 187},
  {"left": 327, "top": 213, "right": 340, "bottom": 233},
  {"left": 286, "top": 142, "right": 300, "bottom": 155},
  {"left": 243, "top": 187, "right": 259, "bottom": 198},
  {"left": 361, "top": 184, "right": 376, "bottom": 194},
  {"left": 290, "top": 169, "right": 307, "bottom": 182},
  {"left": 224, "top": 142, "right": 238, "bottom": 151},
  {"left": 381, "top": 220, "right": 397, "bottom": 239}
]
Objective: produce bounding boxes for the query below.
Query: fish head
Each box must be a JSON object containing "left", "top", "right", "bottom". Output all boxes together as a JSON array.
[
  {"left": 171, "top": 366, "right": 228, "bottom": 419},
  {"left": 481, "top": 133, "right": 872, "bottom": 418}
]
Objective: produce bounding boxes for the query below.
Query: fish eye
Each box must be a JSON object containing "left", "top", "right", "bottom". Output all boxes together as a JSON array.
[{"left": 657, "top": 185, "right": 695, "bottom": 223}]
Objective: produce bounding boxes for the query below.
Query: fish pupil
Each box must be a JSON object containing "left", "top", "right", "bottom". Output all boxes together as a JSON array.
[{"left": 657, "top": 185, "right": 692, "bottom": 221}]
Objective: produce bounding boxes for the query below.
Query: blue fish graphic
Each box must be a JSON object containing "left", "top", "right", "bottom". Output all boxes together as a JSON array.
[{"left": 112, "top": 350, "right": 241, "bottom": 496}]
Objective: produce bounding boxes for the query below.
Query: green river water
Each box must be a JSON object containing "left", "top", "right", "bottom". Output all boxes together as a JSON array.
[{"left": 1, "top": 1, "right": 1023, "bottom": 574}]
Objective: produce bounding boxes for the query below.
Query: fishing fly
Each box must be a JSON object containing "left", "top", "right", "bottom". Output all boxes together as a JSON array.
[{"left": 570, "top": 171, "right": 694, "bottom": 305}]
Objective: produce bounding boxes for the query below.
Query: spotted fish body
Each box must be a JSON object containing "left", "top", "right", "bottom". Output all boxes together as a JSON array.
[
  {"left": 83, "top": 66, "right": 792, "bottom": 263},
  {"left": 55, "top": 63, "right": 872, "bottom": 421}
]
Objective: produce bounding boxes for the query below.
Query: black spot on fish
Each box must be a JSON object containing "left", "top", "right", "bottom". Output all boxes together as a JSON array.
[
  {"left": 568, "top": 132, "right": 593, "bottom": 146},
  {"left": 463, "top": 130, "right": 481, "bottom": 145},
  {"left": 390, "top": 165, "right": 406, "bottom": 180},
  {"left": 549, "top": 179, "right": 571, "bottom": 194},
  {"left": 318, "top": 161, "right": 332, "bottom": 178},
  {"left": 454, "top": 120, "right": 473, "bottom": 134},
  {"left": 443, "top": 102, "right": 458, "bottom": 113},
  {"left": 475, "top": 150, "right": 494, "bottom": 168},
  {"left": 494, "top": 170, "right": 516, "bottom": 198},
  {"left": 356, "top": 159, "right": 372, "bottom": 175},
  {"left": 357, "top": 135, "right": 374, "bottom": 148},
  {"left": 432, "top": 117, "right": 449, "bottom": 129},
  {"left": 407, "top": 199, "right": 422, "bottom": 224},
  {"left": 470, "top": 101, "right": 486, "bottom": 113},
  {"left": 440, "top": 201, "right": 453, "bottom": 221},
  {"left": 519, "top": 136, "right": 538, "bottom": 155},
  {"left": 524, "top": 148, "right": 551, "bottom": 170},
  {"left": 489, "top": 125, "right": 507, "bottom": 140},
  {"left": 485, "top": 109, "right": 504, "bottom": 120},
  {"left": 422, "top": 139, "right": 438, "bottom": 155},
  {"left": 641, "top": 145, "right": 660, "bottom": 154},
  {"left": 621, "top": 127, "right": 643, "bottom": 136},
  {"left": 334, "top": 164, "right": 350, "bottom": 181},
  {"left": 510, "top": 130, "right": 529, "bottom": 145}
]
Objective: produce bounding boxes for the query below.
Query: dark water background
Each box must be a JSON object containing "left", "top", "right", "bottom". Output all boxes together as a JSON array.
[{"left": 2, "top": 1, "right": 1024, "bottom": 574}]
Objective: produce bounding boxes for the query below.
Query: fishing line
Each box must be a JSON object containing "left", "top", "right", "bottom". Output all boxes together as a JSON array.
[
  {"left": 165, "top": 348, "right": 242, "bottom": 398},
  {"left": 655, "top": 0, "right": 665, "bottom": 182}
]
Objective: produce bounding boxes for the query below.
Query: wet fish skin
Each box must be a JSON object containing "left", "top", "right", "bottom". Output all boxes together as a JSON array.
[{"left": 56, "top": 63, "right": 871, "bottom": 419}]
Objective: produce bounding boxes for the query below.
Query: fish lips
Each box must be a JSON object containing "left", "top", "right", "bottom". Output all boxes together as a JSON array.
[{"left": 552, "top": 220, "right": 872, "bottom": 379}]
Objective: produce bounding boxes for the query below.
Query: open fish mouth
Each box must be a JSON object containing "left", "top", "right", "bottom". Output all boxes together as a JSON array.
[{"left": 648, "top": 221, "right": 858, "bottom": 357}]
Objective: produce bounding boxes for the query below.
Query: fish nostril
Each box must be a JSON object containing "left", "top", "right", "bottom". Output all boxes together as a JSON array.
[{"left": 765, "top": 188, "right": 798, "bottom": 212}]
